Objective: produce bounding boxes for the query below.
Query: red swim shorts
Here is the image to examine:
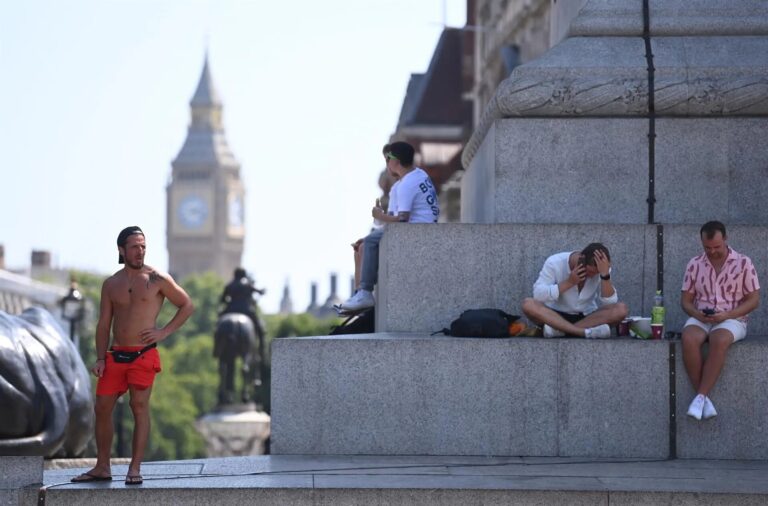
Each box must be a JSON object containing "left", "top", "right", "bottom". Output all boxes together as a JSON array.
[{"left": 96, "top": 346, "right": 162, "bottom": 396}]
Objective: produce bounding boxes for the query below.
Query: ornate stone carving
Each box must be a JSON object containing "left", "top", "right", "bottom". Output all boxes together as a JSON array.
[{"left": 463, "top": 73, "right": 768, "bottom": 168}]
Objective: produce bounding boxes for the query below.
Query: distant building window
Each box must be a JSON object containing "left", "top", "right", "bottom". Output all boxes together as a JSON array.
[{"left": 501, "top": 44, "right": 520, "bottom": 75}]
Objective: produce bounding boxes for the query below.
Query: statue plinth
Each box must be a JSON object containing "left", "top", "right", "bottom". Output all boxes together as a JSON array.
[{"left": 195, "top": 404, "right": 270, "bottom": 457}]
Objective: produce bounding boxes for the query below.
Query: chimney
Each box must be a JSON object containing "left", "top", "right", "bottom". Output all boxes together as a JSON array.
[
  {"left": 0, "top": 244, "right": 5, "bottom": 270},
  {"left": 329, "top": 273, "right": 338, "bottom": 297},
  {"left": 31, "top": 250, "right": 51, "bottom": 269},
  {"left": 306, "top": 282, "right": 319, "bottom": 314}
]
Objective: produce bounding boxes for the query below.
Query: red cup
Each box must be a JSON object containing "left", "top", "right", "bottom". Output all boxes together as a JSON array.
[
  {"left": 651, "top": 323, "right": 664, "bottom": 340},
  {"left": 617, "top": 319, "right": 631, "bottom": 336}
]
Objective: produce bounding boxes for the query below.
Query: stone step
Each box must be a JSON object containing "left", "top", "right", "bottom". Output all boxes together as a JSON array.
[
  {"left": 376, "top": 223, "right": 768, "bottom": 336},
  {"left": 271, "top": 333, "right": 768, "bottom": 459},
  {"left": 0, "top": 457, "right": 42, "bottom": 506},
  {"left": 32, "top": 455, "right": 768, "bottom": 506}
]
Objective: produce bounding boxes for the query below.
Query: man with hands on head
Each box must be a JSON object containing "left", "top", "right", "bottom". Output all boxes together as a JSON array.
[
  {"left": 72, "top": 226, "right": 194, "bottom": 486},
  {"left": 681, "top": 221, "right": 760, "bottom": 421},
  {"left": 522, "top": 243, "right": 628, "bottom": 338}
]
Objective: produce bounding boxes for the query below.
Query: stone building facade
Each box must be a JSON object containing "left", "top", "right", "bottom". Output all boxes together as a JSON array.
[
  {"left": 391, "top": 1, "right": 586, "bottom": 221},
  {"left": 470, "top": 0, "right": 587, "bottom": 130}
]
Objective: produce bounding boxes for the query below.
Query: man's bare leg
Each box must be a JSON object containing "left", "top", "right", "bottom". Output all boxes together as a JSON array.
[
  {"left": 572, "top": 303, "right": 628, "bottom": 329},
  {"left": 353, "top": 242, "right": 364, "bottom": 290},
  {"left": 127, "top": 385, "right": 153, "bottom": 479},
  {"left": 75, "top": 394, "right": 118, "bottom": 479},
  {"left": 522, "top": 299, "right": 627, "bottom": 336},
  {"left": 681, "top": 325, "right": 707, "bottom": 391},
  {"left": 522, "top": 298, "right": 587, "bottom": 336},
  {"left": 697, "top": 330, "right": 734, "bottom": 396}
]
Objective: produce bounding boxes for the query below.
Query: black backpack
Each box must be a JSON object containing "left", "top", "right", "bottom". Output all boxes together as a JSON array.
[
  {"left": 329, "top": 308, "right": 375, "bottom": 335},
  {"left": 435, "top": 308, "right": 520, "bottom": 338}
]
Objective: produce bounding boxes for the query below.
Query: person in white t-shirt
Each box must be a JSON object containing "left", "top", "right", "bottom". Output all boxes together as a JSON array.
[
  {"left": 339, "top": 141, "right": 439, "bottom": 313},
  {"left": 350, "top": 145, "right": 399, "bottom": 289}
]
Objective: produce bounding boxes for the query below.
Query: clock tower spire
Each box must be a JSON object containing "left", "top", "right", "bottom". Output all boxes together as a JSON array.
[{"left": 166, "top": 55, "right": 246, "bottom": 281}]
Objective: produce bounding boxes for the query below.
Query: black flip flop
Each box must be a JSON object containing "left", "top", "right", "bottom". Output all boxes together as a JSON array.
[
  {"left": 125, "top": 475, "right": 143, "bottom": 485},
  {"left": 71, "top": 472, "right": 113, "bottom": 483}
]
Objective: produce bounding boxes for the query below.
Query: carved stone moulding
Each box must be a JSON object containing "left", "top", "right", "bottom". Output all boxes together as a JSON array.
[
  {"left": 570, "top": 0, "right": 768, "bottom": 37},
  {"left": 462, "top": 34, "right": 768, "bottom": 168}
]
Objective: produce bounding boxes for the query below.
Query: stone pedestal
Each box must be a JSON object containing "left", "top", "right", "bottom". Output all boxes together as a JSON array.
[
  {"left": 0, "top": 456, "right": 42, "bottom": 506},
  {"left": 462, "top": 1, "right": 768, "bottom": 226},
  {"left": 195, "top": 404, "right": 271, "bottom": 457}
]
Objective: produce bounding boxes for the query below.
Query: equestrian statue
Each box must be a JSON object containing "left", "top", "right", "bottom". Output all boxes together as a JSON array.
[{"left": 214, "top": 268, "right": 266, "bottom": 407}]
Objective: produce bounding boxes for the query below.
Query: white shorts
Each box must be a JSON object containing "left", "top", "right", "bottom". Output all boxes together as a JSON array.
[{"left": 683, "top": 317, "right": 747, "bottom": 342}]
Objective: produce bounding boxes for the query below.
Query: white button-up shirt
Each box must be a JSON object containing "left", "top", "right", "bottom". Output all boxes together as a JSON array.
[{"left": 532, "top": 251, "right": 618, "bottom": 314}]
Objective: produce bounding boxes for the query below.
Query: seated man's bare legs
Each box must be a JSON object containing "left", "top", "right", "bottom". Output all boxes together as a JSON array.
[
  {"left": 352, "top": 238, "right": 364, "bottom": 290},
  {"left": 522, "top": 299, "right": 628, "bottom": 336},
  {"left": 339, "top": 230, "right": 383, "bottom": 311},
  {"left": 682, "top": 324, "right": 733, "bottom": 420},
  {"left": 573, "top": 303, "right": 628, "bottom": 328},
  {"left": 522, "top": 298, "right": 587, "bottom": 336},
  {"left": 681, "top": 325, "right": 708, "bottom": 391},
  {"left": 698, "top": 329, "right": 734, "bottom": 396}
]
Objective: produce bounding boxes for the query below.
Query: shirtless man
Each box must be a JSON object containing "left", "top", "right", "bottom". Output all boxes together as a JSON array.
[{"left": 72, "top": 226, "right": 194, "bottom": 485}]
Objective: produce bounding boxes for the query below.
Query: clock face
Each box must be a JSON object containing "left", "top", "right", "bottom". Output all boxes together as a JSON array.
[
  {"left": 178, "top": 194, "right": 209, "bottom": 229},
  {"left": 228, "top": 195, "right": 244, "bottom": 228}
]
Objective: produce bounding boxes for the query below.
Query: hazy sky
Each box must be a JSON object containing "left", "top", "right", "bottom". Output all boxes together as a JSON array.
[{"left": 0, "top": 0, "right": 466, "bottom": 312}]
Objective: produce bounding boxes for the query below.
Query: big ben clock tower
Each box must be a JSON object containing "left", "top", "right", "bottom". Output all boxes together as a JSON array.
[{"left": 167, "top": 56, "right": 245, "bottom": 281}]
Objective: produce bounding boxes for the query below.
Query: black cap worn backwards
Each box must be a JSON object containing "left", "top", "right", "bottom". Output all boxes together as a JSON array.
[{"left": 117, "top": 226, "right": 144, "bottom": 264}]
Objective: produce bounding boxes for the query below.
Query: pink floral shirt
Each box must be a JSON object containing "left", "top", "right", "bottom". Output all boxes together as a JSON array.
[{"left": 681, "top": 247, "right": 760, "bottom": 322}]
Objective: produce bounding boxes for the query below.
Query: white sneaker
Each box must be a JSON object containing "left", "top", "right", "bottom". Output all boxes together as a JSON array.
[
  {"left": 702, "top": 396, "right": 718, "bottom": 419},
  {"left": 687, "top": 394, "right": 706, "bottom": 420},
  {"left": 585, "top": 324, "right": 611, "bottom": 339},
  {"left": 338, "top": 289, "right": 375, "bottom": 312},
  {"left": 543, "top": 324, "right": 565, "bottom": 338}
]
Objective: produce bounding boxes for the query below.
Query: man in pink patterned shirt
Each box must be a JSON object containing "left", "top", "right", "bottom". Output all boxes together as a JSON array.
[{"left": 681, "top": 221, "right": 760, "bottom": 421}]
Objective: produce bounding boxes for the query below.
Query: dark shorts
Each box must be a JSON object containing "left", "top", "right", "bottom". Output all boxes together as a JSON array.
[
  {"left": 96, "top": 346, "right": 162, "bottom": 396},
  {"left": 553, "top": 309, "right": 585, "bottom": 324}
]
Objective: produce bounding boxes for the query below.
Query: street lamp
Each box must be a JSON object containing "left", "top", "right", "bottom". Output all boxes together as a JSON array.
[{"left": 60, "top": 279, "right": 84, "bottom": 344}]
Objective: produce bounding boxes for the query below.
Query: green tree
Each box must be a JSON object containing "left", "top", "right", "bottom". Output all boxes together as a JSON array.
[
  {"left": 158, "top": 271, "right": 225, "bottom": 344},
  {"left": 69, "top": 270, "right": 107, "bottom": 366},
  {"left": 145, "top": 333, "right": 218, "bottom": 460},
  {"left": 265, "top": 313, "right": 341, "bottom": 338}
]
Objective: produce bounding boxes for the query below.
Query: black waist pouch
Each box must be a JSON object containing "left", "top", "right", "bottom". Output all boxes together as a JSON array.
[{"left": 111, "top": 343, "right": 157, "bottom": 363}]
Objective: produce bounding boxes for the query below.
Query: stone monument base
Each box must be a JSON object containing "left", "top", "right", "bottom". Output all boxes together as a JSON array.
[
  {"left": 195, "top": 404, "right": 270, "bottom": 457},
  {"left": 271, "top": 333, "right": 768, "bottom": 459}
]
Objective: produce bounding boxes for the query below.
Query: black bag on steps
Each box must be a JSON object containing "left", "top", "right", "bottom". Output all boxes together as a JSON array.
[{"left": 435, "top": 308, "right": 520, "bottom": 338}]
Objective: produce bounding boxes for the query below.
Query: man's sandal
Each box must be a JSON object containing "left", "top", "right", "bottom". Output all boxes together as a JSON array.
[
  {"left": 125, "top": 475, "right": 143, "bottom": 485},
  {"left": 71, "top": 472, "right": 112, "bottom": 483}
]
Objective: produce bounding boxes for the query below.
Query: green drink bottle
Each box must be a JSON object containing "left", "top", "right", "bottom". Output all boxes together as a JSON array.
[{"left": 651, "top": 290, "right": 665, "bottom": 325}]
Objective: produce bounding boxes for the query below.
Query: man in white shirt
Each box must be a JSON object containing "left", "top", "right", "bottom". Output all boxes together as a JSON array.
[
  {"left": 521, "top": 243, "right": 628, "bottom": 338},
  {"left": 339, "top": 141, "right": 439, "bottom": 313}
]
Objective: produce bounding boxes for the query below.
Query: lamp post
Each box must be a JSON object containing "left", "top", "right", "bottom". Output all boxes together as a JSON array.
[{"left": 60, "top": 279, "right": 84, "bottom": 346}]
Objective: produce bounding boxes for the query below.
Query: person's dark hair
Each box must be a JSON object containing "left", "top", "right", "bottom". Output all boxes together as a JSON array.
[
  {"left": 234, "top": 267, "right": 246, "bottom": 279},
  {"left": 386, "top": 141, "right": 415, "bottom": 167},
  {"left": 700, "top": 220, "right": 726, "bottom": 240},
  {"left": 116, "top": 226, "right": 144, "bottom": 264},
  {"left": 581, "top": 242, "right": 610, "bottom": 266},
  {"left": 382, "top": 143, "right": 390, "bottom": 155}
]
